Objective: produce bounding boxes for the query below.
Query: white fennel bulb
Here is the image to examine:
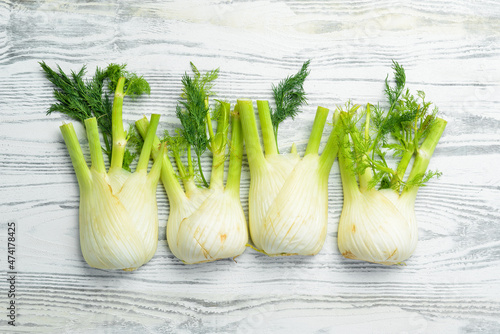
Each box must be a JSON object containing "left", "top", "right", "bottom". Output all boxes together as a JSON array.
[
  {"left": 59, "top": 76, "right": 164, "bottom": 270},
  {"left": 77, "top": 162, "right": 161, "bottom": 270},
  {"left": 172, "top": 188, "right": 247, "bottom": 262},
  {"left": 336, "top": 62, "right": 447, "bottom": 265},
  {"left": 337, "top": 186, "right": 418, "bottom": 265},
  {"left": 238, "top": 99, "right": 340, "bottom": 256},
  {"left": 246, "top": 152, "right": 300, "bottom": 249}
]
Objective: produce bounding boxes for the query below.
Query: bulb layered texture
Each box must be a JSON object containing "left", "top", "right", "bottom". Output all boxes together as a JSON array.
[
  {"left": 60, "top": 77, "right": 163, "bottom": 270},
  {"left": 337, "top": 185, "right": 418, "bottom": 265},
  {"left": 238, "top": 99, "right": 340, "bottom": 256},
  {"left": 136, "top": 102, "right": 247, "bottom": 264}
]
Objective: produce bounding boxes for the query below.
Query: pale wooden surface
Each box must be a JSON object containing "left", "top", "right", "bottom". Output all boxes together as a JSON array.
[{"left": 1, "top": 0, "right": 500, "bottom": 333}]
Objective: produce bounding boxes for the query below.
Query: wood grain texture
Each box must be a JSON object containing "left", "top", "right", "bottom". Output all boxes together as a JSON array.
[{"left": 1, "top": 0, "right": 500, "bottom": 333}]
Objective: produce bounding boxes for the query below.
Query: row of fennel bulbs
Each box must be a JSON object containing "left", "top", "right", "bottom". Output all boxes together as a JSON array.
[{"left": 41, "top": 61, "right": 446, "bottom": 270}]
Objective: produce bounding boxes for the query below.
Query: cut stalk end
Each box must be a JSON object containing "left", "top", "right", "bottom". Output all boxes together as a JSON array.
[
  {"left": 60, "top": 122, "right": 91, "bottom": 188},
  {"left": 210, "top": 102, "right": 230, "bottom": 190},
  {"left": 135, "top": 116, "right": 186, "bottom": 203},
  {"left": 84, "top": 117, "right": 106, "bottom": 174},
  {"left": 110, "top": 77, "right": 127, "bottom": 169},
  {"left": 238, "top": 99, "right": 266, "bottom": 169},
  {"left": 257, "top": 100, "right": 278, "bottom": 156},
  {"left": 136, "top": 114, "right": 160, "bottom": 172},
  {"left": 319, "top": 110, "right": 341, "bottom": 177},
  {"left": 305, "top": 106, "right": 329, "bottom": 156},
  {"left": 226, "top": 104, "right": 244, "bottom": 195}
]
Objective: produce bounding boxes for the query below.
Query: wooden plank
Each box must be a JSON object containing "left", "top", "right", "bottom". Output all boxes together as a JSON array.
[{"left": 1, "top": 0, "right": 499, "bottom": 332}]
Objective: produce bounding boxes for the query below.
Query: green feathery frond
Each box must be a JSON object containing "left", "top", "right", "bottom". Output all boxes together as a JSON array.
[
  {"left": 40, "top": 62, "right": 149, "bottom": 170},
  {"left": 105, "top": 63, "right": 151, "bottom": 98},
  {"left": 339, "top": 61, "right": 443, "bottom": 192},
  {"left": 175, "top": 63, "right": 220, "bottom": 187},
  {"left": 384, "top": 60, "right": 406, "bottom": 106},
  {"left": 271, "top": 60, "right": 311, "bottom": 147}
]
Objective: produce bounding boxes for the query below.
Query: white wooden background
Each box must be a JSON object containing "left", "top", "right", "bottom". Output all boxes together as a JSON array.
[{"left": 1, "top": 0, "right": 499, "bottom": 333}]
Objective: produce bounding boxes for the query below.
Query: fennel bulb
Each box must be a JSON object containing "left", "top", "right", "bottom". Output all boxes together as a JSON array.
[
  {"left": 136, "top": 64, "right": 247, "bottom": 264},
  {"left": 43, "top": 62, "right": 164, "bottom": 270},
  {"left": 58, "top": 75, "right": 163, "bottom": 270},
  {"left": 238, "top": 99, "right": 340, "bottom": 256},
  {"left": 337, "top": 62, "right": 447, "bottom": 265}
]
